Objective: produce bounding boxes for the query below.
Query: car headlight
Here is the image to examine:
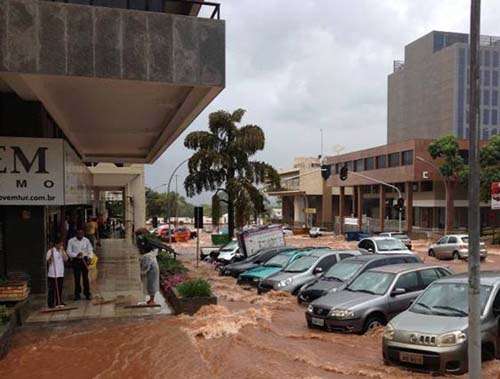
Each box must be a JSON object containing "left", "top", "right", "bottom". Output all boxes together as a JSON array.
[
  {"left": 383, "top": 323, "right": 395, "bottom": 340},
  {"left": 307, "top": 304, "right": 314, "bottom": 313},
  {"left": 436, "top": 331, "right": 467, "bottom": 347},
  {"left": 328, "top": 308, "right": 355, "bottom": 319},
  {"left": 277, "top": 277, "right": 294, "bottom": 288}
]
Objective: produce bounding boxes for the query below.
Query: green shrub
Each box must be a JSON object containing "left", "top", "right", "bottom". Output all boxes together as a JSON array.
[
  {"left": 0, "top": 305, "right": 9, "bottom": 324},
  {"left": 158, "top": 254, "right": 187, "bottom": 276},
  {"left": 176, "top": 279, "right": 212, "bottom": 298}
]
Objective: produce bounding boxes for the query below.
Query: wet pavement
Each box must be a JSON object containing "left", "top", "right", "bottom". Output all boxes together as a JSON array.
[
  {"left": 2, "top": 234, "right": 500, "bottom": 378},
  {"left": 25, "top": 239, "right": 171, "bottom": 324}
]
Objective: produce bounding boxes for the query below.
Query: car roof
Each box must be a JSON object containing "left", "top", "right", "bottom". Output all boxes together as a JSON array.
[
  {"left": 363, "top": 236, "right": 397, "bottom": 241},
  {"left": 342, "top": 253, "right": 413, "bottom": 263},
  {"left": 435, "top": 271, "right": 500, "bottom": 286},
  {"left": 368, "top": 263, "right": 434, "bottom": 274},
  {"left": 445, "top": 234, "right": 468, "bottom": 238}
]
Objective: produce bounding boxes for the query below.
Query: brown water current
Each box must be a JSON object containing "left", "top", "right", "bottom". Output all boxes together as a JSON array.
[{"left": 2, "top": 237, "right": 500, "bottom": 378}]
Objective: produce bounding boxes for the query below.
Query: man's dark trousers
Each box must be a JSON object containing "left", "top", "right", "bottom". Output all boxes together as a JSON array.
[{"left": 73, "top": 259, "right": 90, "bottom": 299}]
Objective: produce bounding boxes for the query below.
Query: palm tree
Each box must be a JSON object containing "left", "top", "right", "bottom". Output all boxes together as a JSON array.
[{"left": 184, "top": 109, "right": 280, "bottom": 237}]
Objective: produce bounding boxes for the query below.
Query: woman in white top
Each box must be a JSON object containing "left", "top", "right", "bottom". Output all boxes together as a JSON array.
[{"left": 46, "top": 240, "right": 69, "bottom": 308}]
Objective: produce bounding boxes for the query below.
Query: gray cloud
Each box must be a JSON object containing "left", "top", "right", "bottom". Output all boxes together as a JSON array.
[{"left": 146, "top": 0, "right": 500, "bottom": 203}]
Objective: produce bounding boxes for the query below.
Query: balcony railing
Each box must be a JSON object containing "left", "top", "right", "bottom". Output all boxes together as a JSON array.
[{"left": 44, "top": 0, "right": 221, "bottom": 19}]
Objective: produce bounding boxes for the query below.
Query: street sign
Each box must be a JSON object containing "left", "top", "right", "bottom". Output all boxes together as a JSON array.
[
  {"left": 304, "top": 208, "right": 316, "bottom": 214},
  {"left": 492, "top": 182, "right": 500, "bottom": 210},
  {"left": 194, "top": 206, "right": 204, "bottom": 228}
]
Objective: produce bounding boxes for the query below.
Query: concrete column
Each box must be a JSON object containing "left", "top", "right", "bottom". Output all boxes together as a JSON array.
[
  {"left": 339, "top": 187, "right": 345, "bottom": 234},
  {"left": 321, "top": 181, "right": 333, "bottom": 228},
  {"left": 357, "top": 186, "right": 363, "bottom": 231},
  {"left": 128, "top": 169, "right": 146, "bottom": 230},
  {"left": 352, "top": 187, "right": 357, "bottom": 216},
  {"left": 123, "top": 187, "right": 133, "bottom": 242},
  {"left": 379, "top": 185, "right": 386, "bottom": 232},
  {"left": 293, "top": 196, "right": 305, "bottom": 226},
  {"left": 405, "top": 182, "right": 413, "bottom": 234}
]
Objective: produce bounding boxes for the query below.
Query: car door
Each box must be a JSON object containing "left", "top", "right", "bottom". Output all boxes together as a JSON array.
[
  {"left": 445, "top": 236, "right": 458, "bottom": 259},
  {"left": 314, "top": 254, "right": 338, "bottom": 275},
  {"left": 387, "top": 271, "right": 421, "bottom": 318},
  {"left": 418, "top": 268, "right": 442, "bottom": 290},
  {"left": 434, "top": 236, "right": 448, "bottom": 259}
]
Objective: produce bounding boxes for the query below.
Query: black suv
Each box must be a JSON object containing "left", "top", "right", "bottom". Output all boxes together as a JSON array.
[{"left": 297, "top": 254, "right": 422, "bottom": 304}]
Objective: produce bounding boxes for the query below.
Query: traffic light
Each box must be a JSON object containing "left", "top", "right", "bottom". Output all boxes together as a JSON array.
[
  {"left": 395, "top": 197, "right": 405, "bottom": 212},
  {"left": 339, "top": 164, "right": 348, "bottom": 181},
  {"left": 321, "top": 164, "right": 331, "bottom": 180}
]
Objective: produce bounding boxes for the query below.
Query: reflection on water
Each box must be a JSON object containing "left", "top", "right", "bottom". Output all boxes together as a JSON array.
[{"left": 2, "top": 256, "right": 500, "bottom": 379}]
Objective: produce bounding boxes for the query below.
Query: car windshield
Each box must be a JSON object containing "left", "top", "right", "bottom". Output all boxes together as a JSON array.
[
  {"left": 284, "top": 256, "right": 318, "bottom": 273},
  {"left": 411, "top": 283, "right": 492, "bottom": 317},
  {"left": 393, "top": 234, "right": 409, "bottom": 240},
  {"left": 221, "top": 241, "right": 238, "bottom": 252},
  {"left": 264, "top": 254, "right": 292, "bottom": 268},
  {"left": 324, "top": 261, "right": 363, "bottom": 282},
  {"left": 461, "top": 237, "right": 469, "bottom": 243},
  {"left": 376, "top": 239, "right": 407, "bottom": 251},
  {"left": 347, "top": 271, "right": 395, "bottom": 295}
]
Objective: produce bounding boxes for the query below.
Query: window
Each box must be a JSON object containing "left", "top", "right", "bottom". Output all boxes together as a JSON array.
[
  {"left": 346, "top": 161, "right": 353, "bottom": 172},
  {"left": 484, "top": 70, "right": 491, "bottom": 86},
  {"left": 388, "top": 152, "right": 400, "bottom": 168},
  {"left": 448, "top": 236, "right": 458, "bottom": 243},
  {"left": 419, "top": 269, "right": 441, "bottom": 288},
  {"left": 335, "top": 163, "right": 341, "bottom": 174},
  {"left": 483, "top": 90, "right": 490, "bottom": 106},
  {"left": 484, "top": 109, "right": 490, "bottom": 125},
  {"left": 339, "top": 253, "right": 354, "bottom": 260},
  {"left": 358, "top": 239, "right": 375, "bottom": 252},
  {"left": 365, "top": 157, "right": 375, "bottom": 170},
  {"left": 494, "top": 51, "right": 500, "bottom": 68},
  {"left": 492, "top": 110, "right": 498, "bottom": 126},
  {"left": 421, "top": 181, "right": 433, "bottom": 192},
  {"left": 437, "top": 237, "right": 448, "bottom": 245},
  {"left": 316, "top": 255, "right": 337, "bottom": 271},
  {"left": 395, "top": 272, "right": 420, "bottom": 293},
  {"left": 493, "top": 71, "right": 499, "bottom": 87},
  {"left": 376, "top": 155, "right": 387, "bottom": 169},
  {"left": 354, "top": 159, "right": 364, "bottom": 172},
  {"left": 493, "top": 90, "right": 498, "bottom": 106},
  {"left": 484, "top": 51, "right": 491, "bottom": 66},
  {"left": 493, "top": 289, "right": 500, "bottom": 310},
  {"left": 483, "top": 129, "right": 489, "bottom": 140},
  {"left": 402, "top": 150, "right": 413, "bottom": 165}
]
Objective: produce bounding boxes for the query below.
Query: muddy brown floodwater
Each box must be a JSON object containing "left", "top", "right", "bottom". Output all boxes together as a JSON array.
[{"left": 2, "top": 235, "right": 500, "bottom": 378}]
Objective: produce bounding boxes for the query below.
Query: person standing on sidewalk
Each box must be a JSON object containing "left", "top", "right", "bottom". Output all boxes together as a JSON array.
[
  {"left": 46, "top": 240, "right": 69, "bottom": 308},
  {"left": 67, "top": 229, "right": 93, "bottom": 300},
  {"left": 85, "top": 217, "right": 99, "bottom": 248}
]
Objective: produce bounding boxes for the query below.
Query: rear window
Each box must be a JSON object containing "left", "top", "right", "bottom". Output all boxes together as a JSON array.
[{"left": 461, "top": 237, "right": 469, "bottom": 243}]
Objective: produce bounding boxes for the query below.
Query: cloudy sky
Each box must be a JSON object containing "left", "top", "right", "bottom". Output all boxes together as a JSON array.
[{"left": 146, "top": 0, "right": 500, "bottom": 203}]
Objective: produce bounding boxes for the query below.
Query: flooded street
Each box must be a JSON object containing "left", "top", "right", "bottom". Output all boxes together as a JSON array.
[{"left": 2, "top": 235, "right": 500, "bottom": 378}]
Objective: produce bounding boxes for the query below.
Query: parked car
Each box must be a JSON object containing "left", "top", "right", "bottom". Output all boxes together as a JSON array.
[
  {"left": 283, "top": 226, "right": 293, "bottom": 236},
  {"left": 305, "top": 264, "right": 452, "bottom": 334},
  {"left": 298, "top": 253, "right": 422, "bottom": 304},
  {"left": 428, "top": 234, "right": 487, "bottom": 260},
  {"left": 383, "top": 272, "right": 500, "bottom": 374},
  {"left": 309, "top": 227, "right": 334, "bottom": 238},
  {"left": 257, "top": 249, "right": 357, "bottom": 295},
  {"left": 379, "top": 232, "right": 412, "bottom": 250},
  {"left": 237, "top": 248, "right": 320, "bottom": 286},
  {"left": 358, "top": 237, "right": 413, "bottom": 255},
  {"left": 220, "top": 246, "right": 296, "bottom": 277},
  {"left": 216, "top": 240, "right": 242, "bottom": 265}
]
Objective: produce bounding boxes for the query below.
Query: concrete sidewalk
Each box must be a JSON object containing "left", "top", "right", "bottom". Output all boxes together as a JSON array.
[{"left": 25, "top": 239, "right": 171, "bottom": 324}]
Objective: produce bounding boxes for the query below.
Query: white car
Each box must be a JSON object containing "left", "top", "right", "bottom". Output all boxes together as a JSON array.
[
  {"left": 216, "top": 240, "right": 242, "bottom": 264},
  {"left": 358, "top": 237, "right": 413, "bottom": 255},
  {"left": 309, "top": 227, "right": 334, "bottom": 238}
]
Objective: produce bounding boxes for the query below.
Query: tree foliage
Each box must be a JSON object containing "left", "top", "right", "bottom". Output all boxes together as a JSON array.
[
  {"left": 184, "top": 109, "right": 280, "bottom": 236},
  {"left": 428, "top": 135, "right": 467, "bottom": 182},
  {"left": 146, "top": 187, "right": 199, "bottom": 219}
]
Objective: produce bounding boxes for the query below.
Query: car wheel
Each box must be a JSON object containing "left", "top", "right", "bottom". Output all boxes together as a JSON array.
[
  {"left": 428, "top": 249, "right": 435, "bottom": 257},
  {"left": 363, "top": 315, "right": 385, "bottom": 334},
  {"left": 452, "top": 251, "right": 460, "bottom": 260}
]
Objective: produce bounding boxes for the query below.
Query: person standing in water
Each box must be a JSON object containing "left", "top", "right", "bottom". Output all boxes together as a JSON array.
[
  {"left": 136, "top": 229, "right": 160, "bottom": 305},
  {"left": 46, "top": 240, "right": 69, "bottom": 308}
]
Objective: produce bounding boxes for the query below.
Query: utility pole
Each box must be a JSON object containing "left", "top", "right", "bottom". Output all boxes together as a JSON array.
[{"left": 468, "top": 0, "right": 482, "bottom": 377}]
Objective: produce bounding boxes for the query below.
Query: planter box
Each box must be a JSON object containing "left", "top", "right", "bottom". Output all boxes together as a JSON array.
[
  {"left": 0, "top": 281, "right": 29, "bottom": 302},
  {"left": 0, "top": 316, "right": 15, "bottom": 360},
  {"left": 164, "top": 287, "right": 217, "bottom": 316}
]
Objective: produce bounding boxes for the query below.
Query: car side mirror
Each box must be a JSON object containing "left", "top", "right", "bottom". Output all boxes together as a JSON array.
[
  {"left": 367, "top": 248, "right": 374, "bottom": 253},
  {"left": 391, "top": 288, "right": 406, "bottom": 297},
  {"left": 314, "top": 267, "right": 323, "bottom": 275}
]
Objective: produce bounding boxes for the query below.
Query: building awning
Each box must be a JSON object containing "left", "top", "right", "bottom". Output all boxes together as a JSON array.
[{"left": 267, "top": 190, "right": 306, "bottom": 197}]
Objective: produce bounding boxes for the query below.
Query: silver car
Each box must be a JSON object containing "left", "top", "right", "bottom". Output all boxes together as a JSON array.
[
  {"left": 358, "top": 237, "right": 414, "bottom": 255},
  {"left": 258, "top": 249, "right": 360, "bottom": 295},
  {"left": 305, "top": 264, "right": 452, "bottom": 334},
  {"left": 428, "top": 234, "right": 487, "bottom": 260},
  {"left": 383, "top": 272, "right": 500, "bottom": 374}
]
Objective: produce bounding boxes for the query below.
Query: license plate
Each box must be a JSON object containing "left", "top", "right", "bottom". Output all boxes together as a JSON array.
[
  {"left": 311, "top": 317, "right": 325, "bottom": 327},
  {"left": 399, "top": 352, "right": 424, "bottom": 365}
]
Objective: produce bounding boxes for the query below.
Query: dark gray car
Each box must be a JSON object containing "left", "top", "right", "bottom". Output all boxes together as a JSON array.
[
  {"left": 306, "top": 264, "right": 453, "bottom": 334},
  {"left": 257, "top": 249, "right": 361, "bottom": 295},
  {"left": 383, "top": 272, "right": 500, "bottom": 374},
  {"left": 297, "top": 254, "right": 422, "bottom": 304}
]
